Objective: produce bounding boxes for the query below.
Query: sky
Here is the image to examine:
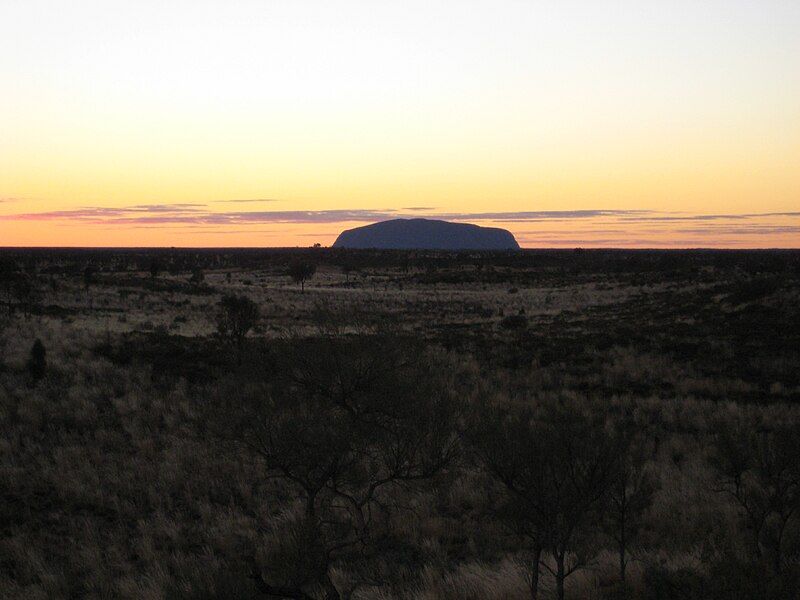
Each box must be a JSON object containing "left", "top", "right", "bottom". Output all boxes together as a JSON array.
[{"left": 1, "top": 0, "right": 799, "bottom": 248}]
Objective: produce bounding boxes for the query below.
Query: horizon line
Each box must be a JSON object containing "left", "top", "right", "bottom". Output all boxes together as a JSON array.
[{"left": 2, "top": 245, "right": 799, "bottom": 251}]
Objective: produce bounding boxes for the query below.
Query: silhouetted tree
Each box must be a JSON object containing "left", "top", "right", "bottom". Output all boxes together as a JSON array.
[
  {"left": 288, "top": 260, "right": 316, "bottom": 292},
  {"left": 216, "top": 295, "right": 259, "bottom": 362},
  {"left": 0, "top": 262, "right": 16, "bottom": 314},
  {"left": 605, "top": 431, "right": 657, "bottom": 586},
  {"left": 0, "top": 312, "right": 9, "bottom": 368},
  {"left": 468, "top": 399, "right": 624, "bottom": 600},
  {"left": 10, "top": 274, "right": 39, "bottom": 317},
  {"left": 83, "top": 265, "right": 96, "bottom": 290},
  {"left": 340, "top": 260, "right": 356, "bottom": 282},
  {"left": 211, "top": 323, "right": 461, "bottom": 599},
  {"left": 149, "top": 258, "right": 161, "bottom": 279},
  {"left": 28, "top": 339, "right": 46, "bottom": 381},
  {"left": 711, "top": 419, "right": 800, "bottom": 577}
]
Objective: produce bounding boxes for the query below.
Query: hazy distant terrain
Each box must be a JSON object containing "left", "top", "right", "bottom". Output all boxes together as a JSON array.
[{"left": 1, "top": 248, "right": 799, "bottom": 599}]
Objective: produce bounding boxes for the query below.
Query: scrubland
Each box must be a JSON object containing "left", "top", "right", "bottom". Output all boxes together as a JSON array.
[{"left": 1, "top": 248, "right": 799, "bottom": 599}]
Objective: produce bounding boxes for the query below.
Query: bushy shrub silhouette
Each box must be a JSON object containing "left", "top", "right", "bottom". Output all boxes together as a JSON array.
[
  {"left": 216, "top": 295, "right": 259, "bottom": 363},
  {"left": 288, "top": 260, "right": 316, "bottom": 292},
  {"left": 28, "top": 338, "right": 46, "bottom": 381},
  {"left": 499, "top": 313, "right": 527, "bottom": 330},
  {"left": 149, "top": 258, "right": 161, "bottom": 279}
]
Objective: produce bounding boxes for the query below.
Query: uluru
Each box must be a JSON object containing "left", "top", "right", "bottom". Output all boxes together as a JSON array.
[{"left": 332, "top": 218, "right": 520, "bottom": 250}]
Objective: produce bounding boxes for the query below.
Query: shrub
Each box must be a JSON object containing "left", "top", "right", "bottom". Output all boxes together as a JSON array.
[
  {"left": 287, "top": 260, "right": 316, "bottom": 292},
  {"left": 217, "top": 295, "right": 259, "bottom": 364},
  {"left": 499, "top": 314, "right": 527, "bottom": 330},
  {"left": 28, "top": 338, "right": 46, "bottom": 380}
]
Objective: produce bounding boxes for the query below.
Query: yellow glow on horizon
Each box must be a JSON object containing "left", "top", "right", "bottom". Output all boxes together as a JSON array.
[{"left": 2, "top": 1, "right": 799, "bottom": 247}]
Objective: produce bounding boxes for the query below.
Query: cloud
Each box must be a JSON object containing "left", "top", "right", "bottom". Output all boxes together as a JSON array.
[
  {"left": 0, "top": 205, "right": 400, "bottom": 225},
  {"left": 3, "top": 204, "right": 206, "bottom": 221},
  {"left": 673, "top": 225, "right": 800, "bottom": 235},
  {"left": 130, "top": 203, "right": 205, "bottom": 209},
  {"left": 1, "top": 206, "right": 664, "bottom": 225},
  {"left": 617, "top": 211, "right": 800, "bottom": 223},
  {"left": 517, "top": 228, "right": 632, "bottom": 235},
  {"left": 227, "top": 210, "right": 398, "bottom": 223},
  {"left": 439, "top": 210, "right": 653, "bottom": 222},
  {"left": 2, "top": 204, "right": 798, "bottom": 248},
  {"left": 213, "top": 198, "right": 280, "bottom": 203},
  {"left": 516, "top": 237, "right": 689, "bottom": 246},
  {"left": 171, "top": 229, "right": 282, "bottom": 235}
]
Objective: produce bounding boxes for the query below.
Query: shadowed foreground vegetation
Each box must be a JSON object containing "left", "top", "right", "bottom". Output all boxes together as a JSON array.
[{"left": 1, "top": 248, "right": 800, "bottom": 599}]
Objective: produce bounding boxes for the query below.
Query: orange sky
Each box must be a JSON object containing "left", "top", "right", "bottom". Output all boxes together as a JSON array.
[{"left": 2, "top": 1, "right": 799, "bottom": 248}]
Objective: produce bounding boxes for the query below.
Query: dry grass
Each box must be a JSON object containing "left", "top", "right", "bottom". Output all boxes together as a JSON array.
[{"left": 1, "top": 250, "right": 799, "bottom": 598}]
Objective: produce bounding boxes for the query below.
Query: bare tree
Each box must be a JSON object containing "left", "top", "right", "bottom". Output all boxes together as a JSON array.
[
  {"left": 468, "top": 398, "right": 624, "bottom": 600},
  {"left": 604, "top": 430, "right": 657, "bottom": 586},
  {"left": 711, "top": 419, "right": 800, "bottom": 577},
  {"left": 210, "top": 324, "right": 461, "bottom": 599}
]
